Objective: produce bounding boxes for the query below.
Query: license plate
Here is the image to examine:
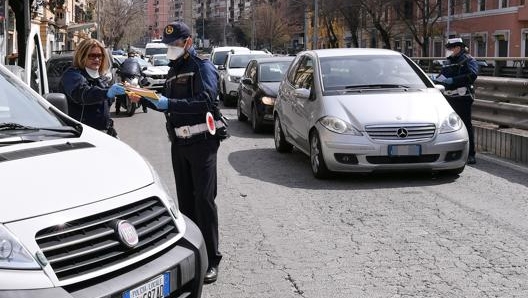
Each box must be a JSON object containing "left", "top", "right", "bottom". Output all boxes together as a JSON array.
[
  {"left": 123, "top": 272, "right": 170, "bottom": 298},
  {"left": 388, "top": 144, "right": 421, "bottom": 156}
]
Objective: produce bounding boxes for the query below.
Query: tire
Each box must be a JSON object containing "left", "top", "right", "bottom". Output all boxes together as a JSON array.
[
  {"left": 237, "top": 97, "right": 247, "bottom": 121},
  {"left": 310, "top": 130, "right": 331, "bottom": 179},
  {"left": 251, "top": 104, "right": 264, "bottom": 133},
  {"left": 274, "top": 116, "right": 293, "bottom": 153},
  {"left": 125, "top": 95, "right": 136, "bottom": 117}
]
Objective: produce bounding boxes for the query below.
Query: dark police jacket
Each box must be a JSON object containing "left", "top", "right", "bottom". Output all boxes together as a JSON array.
[
  {"left": 61, "top": 67, "right": 112, "bottom": 130},
  {"left": 439, "top": 50, "right": 479, "bottom": 98},
  {"left": 160, "top": 46, "right": 224, "bottom": 144}
]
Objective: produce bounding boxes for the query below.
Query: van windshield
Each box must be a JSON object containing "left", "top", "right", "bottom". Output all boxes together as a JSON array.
[{"left": 145, "top": 47, "right": 168, "bottom": 56}]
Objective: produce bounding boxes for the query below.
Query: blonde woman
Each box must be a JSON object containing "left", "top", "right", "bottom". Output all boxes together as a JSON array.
[{"left": 61, "top": 38, "right": 126, "bottom": 136}]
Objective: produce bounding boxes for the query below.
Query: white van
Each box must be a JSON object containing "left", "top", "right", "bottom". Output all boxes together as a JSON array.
[
  {"left": 145, "top": 42, "right": 168, "bottom": 58},
  {"left": 210, "top": 46, "right": 250, "bottom": 69},
  {"left": 0, "top": 63, "right": 207, "bottom": 297}
]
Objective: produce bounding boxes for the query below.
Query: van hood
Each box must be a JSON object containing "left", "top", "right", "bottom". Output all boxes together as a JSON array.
[
  {"left": 327, "top": 89, "right": 453, "bottom": 128},
  {"left": 0, "top": 129, "right": 154, "bottom": 222}
]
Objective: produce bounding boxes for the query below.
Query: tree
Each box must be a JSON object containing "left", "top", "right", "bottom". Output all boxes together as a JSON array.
[
  {"left": 393, "top": 0, "right": 442, "bottom": 57},
  {"left": 338, "top": 0, "right": 362, "bottom": 48},
  {"left": 253, "top": 3, "right": 290, "bottom": 51},
  {"left": 98, "top": 0, "right": 145, "bottom": 49},
  {"left": 359, "top": 0, "right": 396, "bottom": 49}
]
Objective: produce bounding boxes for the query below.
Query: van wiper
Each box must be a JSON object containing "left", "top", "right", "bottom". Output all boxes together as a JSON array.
[
  {"left": 0, "top": 122, "right": 81, "bottom": 137},
  {"left": 0, "top": 122, "right": 37, "bottom": 131},
  {"left": 345, "top": 84, "right": 410, "bottom": 89}
]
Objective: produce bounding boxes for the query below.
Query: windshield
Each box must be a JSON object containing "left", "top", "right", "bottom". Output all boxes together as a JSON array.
[
  {"left": 212, "top": 51, "right": 229, "bottom": 66},
  {"left": 0, "top": 66, "right": 66, "bottom": 134},
  {"left": 153, "top": 55, "right": 170, "bottom": 66},
  {"left": 320, "top": 55, "right": 427, "bottom": 91},
  {"left": 259, "top": 61, "right": 291, "bottom": 82},
  {"left": 145, "top": 47, "right": 168, "bottom": 56},
  {"left": 229, "top": 55, "right": 270, "bottom": 69}
]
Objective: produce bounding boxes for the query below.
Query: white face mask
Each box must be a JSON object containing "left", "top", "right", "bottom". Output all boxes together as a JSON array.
[
  {"left": 445, "top": 49, "right": 454, "bottom": 58},
  {"left": 167, "top": 46, "right": 185, "bottom": 60},
  {"left": 85, "top": 68, "right": 100, "bottom": 79}
]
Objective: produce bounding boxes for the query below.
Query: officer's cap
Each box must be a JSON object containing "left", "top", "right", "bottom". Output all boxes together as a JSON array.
[
  {"left": 445, "top": 37, "right": 466, "bottom": 48},
  {"left": 161, "top": 21, "right": 191, "bottom": 44}
]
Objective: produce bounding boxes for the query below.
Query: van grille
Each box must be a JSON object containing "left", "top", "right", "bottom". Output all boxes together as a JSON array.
[
  {"left": 35, "top": 197, "right": 178, "bottom": 282},
  {"left": 365, "top": 124, "right": 436, "bottom": 140}
]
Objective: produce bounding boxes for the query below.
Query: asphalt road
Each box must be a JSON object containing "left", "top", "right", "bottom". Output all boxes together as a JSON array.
[{"left": 113, "top": 104, "right": 528, "bottom": 298}]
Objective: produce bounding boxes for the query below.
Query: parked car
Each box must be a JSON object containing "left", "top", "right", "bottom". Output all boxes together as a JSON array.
[
  {"left": 237, "top": 56, "right": 294, "bottom": 132},
  {"left": 143, "top": 54, "right": 169, "bottom": 90},
  {"left": 273, "top": 48, "right": 469, "bottom": 179},
  {"left": 210, "top": 46, "right": 250, "bottom": 69},
  {"left": 0, "top": 62, "right": 207, "bottom": 296},
  {"left": 218, "top": 50, "right": 272, "bottom": 106}
]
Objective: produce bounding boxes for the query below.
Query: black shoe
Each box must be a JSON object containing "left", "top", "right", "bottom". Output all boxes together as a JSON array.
[
  {"left": 115, "top": 110, "right": 120, "bottom": 115},
  {"left": 204, "top": 266, "right": 218, "bottom": 284},
  {"left": 467, "top": 155, "right": 476, "bottom": 164},
  {"left": 143, "top": 107, "right": 148, "bottom": 113}
]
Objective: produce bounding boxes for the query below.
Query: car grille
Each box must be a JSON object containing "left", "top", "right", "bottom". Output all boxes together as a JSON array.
[
  {"left": 149, "top": 74, "right": 167, "bottom": 79},
  {"left": 367, "top": 155, "right": 440, "bottom": 164},
  {"left": 35, "top": 197, "right": 178, "bottom": 282},
  {"left": 365, "top": 124, "right": 436, "bottom": 140}
]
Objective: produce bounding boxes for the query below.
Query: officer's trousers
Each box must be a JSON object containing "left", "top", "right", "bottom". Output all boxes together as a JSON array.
[
  {"left": 446, "top": 95, "right": 475, "bottom": 157},
  {"left": 171, "top": 137, "right": 222, "bottom": 268}
]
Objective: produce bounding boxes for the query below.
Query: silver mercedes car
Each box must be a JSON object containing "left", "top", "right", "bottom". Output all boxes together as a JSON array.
[{"left": 273, "top": 48, "right": 469, "bottom": 179}]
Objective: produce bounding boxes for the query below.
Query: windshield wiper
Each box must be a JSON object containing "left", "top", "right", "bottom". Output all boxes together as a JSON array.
[
  {"left": 0, "top": 122, "right": 81, "bottom": 137},
  {"left": 0, "top": 122, "right": 38, "bottom": 131},
  {"left": 345, "top": 84, "right": 410, "bottom": 89}
]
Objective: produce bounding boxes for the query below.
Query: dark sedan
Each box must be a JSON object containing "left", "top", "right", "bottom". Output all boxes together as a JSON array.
[{"left": 237, "top": 56, "right": 294, "bottom": 132}]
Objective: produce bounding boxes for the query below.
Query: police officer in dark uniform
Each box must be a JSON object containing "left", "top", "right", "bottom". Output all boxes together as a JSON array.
[
  {"left": 434, "top": 37, "right": 479, "bottom": 164},
  {"left": 138, "top": 21, "right": 227, "bottom": 284}
]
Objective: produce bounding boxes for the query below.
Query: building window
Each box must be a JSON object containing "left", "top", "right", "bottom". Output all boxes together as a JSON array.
[
  {"left": 479, "top": 0, "right": 486, "bottom": 11},
  {"left": 464, "top": 0, "right": 470, "bottom": 13},
  {"left": 500, "top": 0, "right": 508, "bottom": 8}
]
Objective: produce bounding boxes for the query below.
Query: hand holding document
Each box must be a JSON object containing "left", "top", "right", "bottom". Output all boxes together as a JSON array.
[{"left": 123, "top": 85, "right": 160, "bottom": 101}]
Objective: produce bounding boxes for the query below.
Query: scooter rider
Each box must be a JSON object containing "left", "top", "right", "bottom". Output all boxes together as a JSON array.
[{"left": 116, "top": 52, "right": 147, "bottom": 114}]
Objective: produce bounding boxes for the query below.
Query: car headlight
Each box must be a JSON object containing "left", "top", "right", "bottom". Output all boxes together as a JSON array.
[
  {"left": 0, "top": 224, "right": 40, "bottom": 269},
  {"left": 319, "top": 116, "right": 362, "bottom": 135},
  {"left": 261, "top": 96, "right": 275, "bottom": 105},
  {"left": 145, "top": 160, "right": 180, "bottom": 219},
  {"left": 439, "top": 112, "right": 463, "bottom": 133}
]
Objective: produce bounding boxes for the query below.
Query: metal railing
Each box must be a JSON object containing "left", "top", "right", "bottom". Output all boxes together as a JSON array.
[{"left": 414, "top": 57, "right": 528, "bottom": 130}]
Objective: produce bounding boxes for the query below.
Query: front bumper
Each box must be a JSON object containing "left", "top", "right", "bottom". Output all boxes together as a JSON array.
[
  {"left": 144, "top": 77, "right": 165, "bottom": 90},
  {"left": 317, "top": 124, "right": 469, "bottom": 173},
  {"left": 0, "top": 215, "right": 207, "bottom": 298}
]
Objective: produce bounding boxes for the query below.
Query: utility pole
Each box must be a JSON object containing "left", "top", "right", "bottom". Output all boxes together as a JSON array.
[
  {"left": 223, "top": 0, "right": 227, "bottom": 46},
  {"left": 313, "top": 0, "right": 318, "bottom": 49},
  {"left": 446, "top": 0, "right": 451, "bottom": 40},
  {"left": 251, "top": 0, "right": 255, "bottom": 50},
  {"left": 97, "top": 0, "right": 101, "bottom": 41}
]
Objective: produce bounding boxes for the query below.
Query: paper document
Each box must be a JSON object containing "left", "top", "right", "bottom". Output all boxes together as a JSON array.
[
  {"left": 434, "top": 74, "right": 447, "bottom": 82},
  {"left": 124, "top": 86, "right": 160, "bottom": 101}
]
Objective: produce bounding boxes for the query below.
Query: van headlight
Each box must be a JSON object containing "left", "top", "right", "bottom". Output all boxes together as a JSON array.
[
  {"left": 319, "top": 116, "right": 362, "bottom": 135},
  {"left": 0, "top": 225, "right": 40, "bottom": 269},
  {"left": 145, "top": 160, "right": 180, "bottom": 219},
  {"left": 439, "top": 112, "right": 463, "bottom": 133}
]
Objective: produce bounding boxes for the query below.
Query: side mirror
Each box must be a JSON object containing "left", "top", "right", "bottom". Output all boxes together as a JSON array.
[
  {"left": 294, "top": 88, "right": 310, "bottom": 100},
  {"left": 142, "top": 67, "right": 148, "bottom": 71},
  {"left": 44, "top": 93, "right": 68, "bottom": 114},
  {"left": 140, "top": 77, "right": 150, "bottom": 86},
  {"left": 242, "top": 78, "right": 252, "bottom": 85},
  {"left": 218, "top": 65, "right": 225, "bottom": 71}
]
